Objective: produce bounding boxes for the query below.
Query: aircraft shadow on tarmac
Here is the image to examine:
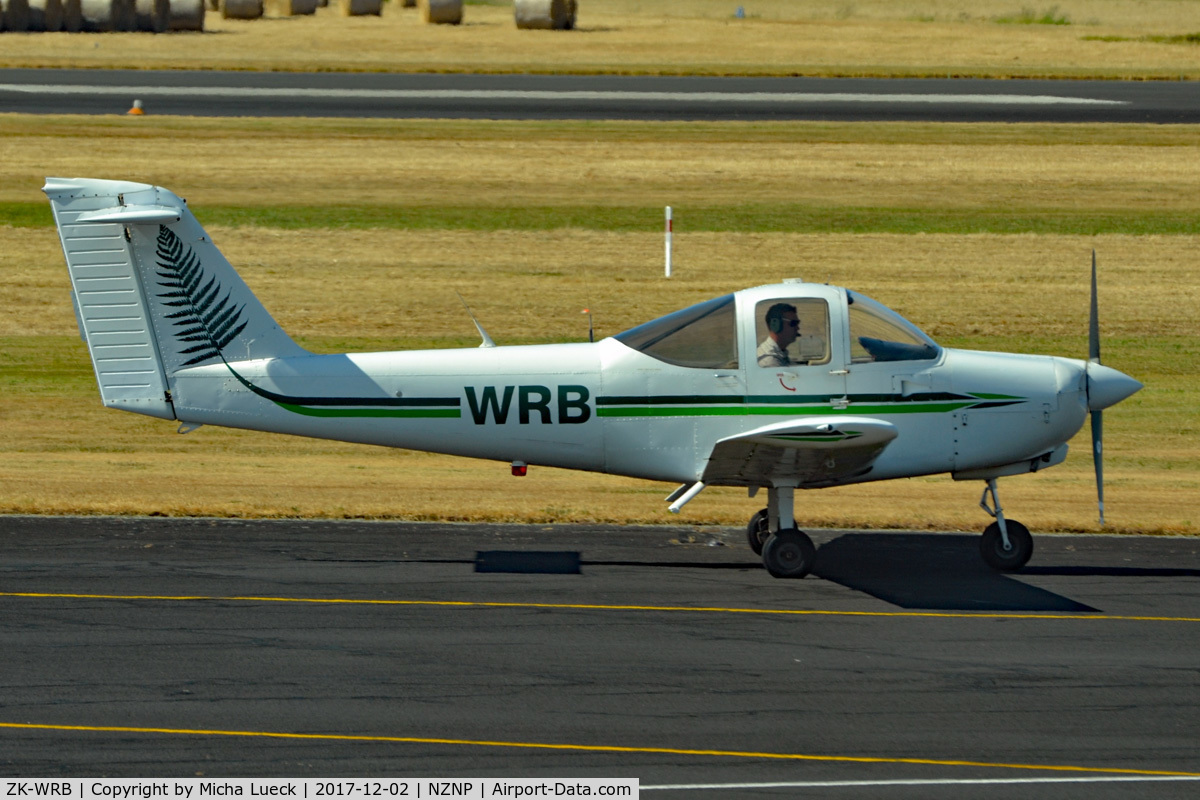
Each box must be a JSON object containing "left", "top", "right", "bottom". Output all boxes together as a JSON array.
[
  {"left": 809, "top": 533, "right": 1099, "bottom": 613},
  {"left": 476, "top": 533, "right": 1112, "bottom": 613}
]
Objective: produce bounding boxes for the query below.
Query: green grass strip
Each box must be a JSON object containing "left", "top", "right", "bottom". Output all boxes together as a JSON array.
[
  {"left": 6, "top": 202, "right": 1200, "bottom": 235},
  {"left": 0, "top": 203, "right": 54, "bottom": 228}
]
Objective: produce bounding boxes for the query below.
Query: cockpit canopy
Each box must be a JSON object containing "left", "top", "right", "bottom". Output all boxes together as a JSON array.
[{"left": 614, "top": 285, "right": 940, "bottom": 369}]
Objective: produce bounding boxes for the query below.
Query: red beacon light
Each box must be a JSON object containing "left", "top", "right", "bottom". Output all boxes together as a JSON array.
[{"left": 511, "top": 460, "right": 528, "bottom": 477}]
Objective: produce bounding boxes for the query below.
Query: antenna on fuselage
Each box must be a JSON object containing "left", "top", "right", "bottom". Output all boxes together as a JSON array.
[{"left": 456, "top": 292, "right": 496, "bottom": 348}]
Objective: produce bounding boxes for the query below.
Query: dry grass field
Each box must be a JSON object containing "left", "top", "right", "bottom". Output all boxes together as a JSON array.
[
  {"left": 2, "top": 0, "right": 1200, "bottom": 78},
  {"left": 2, "top": 115, "right": 1197, "bottom": 533}
]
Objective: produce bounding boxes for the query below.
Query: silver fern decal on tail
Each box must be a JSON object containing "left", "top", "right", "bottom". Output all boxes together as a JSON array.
[{"left": 154, "top": 225, "right": 249, "bottom": 367}]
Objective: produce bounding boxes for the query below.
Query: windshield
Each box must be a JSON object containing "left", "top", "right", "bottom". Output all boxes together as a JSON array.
[
  {"left": 847, "top": 291, "right": 940, "bottom": 363},
  {"left": 614, "top": 294, "right": 738, "bottom": 369}
]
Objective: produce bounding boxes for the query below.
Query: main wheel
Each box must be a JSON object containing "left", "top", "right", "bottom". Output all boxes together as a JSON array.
[
  {"left": 979, "top": 520, "right": 1033, "bottom": 572},
  {"left": 762, "top": 528, "right": 816, "bottom": 579},
  {"left": 746, "top": 508, "right": 769, "bottom": 555}
]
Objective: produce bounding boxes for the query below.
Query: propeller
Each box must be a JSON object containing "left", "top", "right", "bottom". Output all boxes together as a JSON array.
[
  {"left": 1088, "top": 251, "right": 1104, "bottom": 525},
  {"left": 1084, "top": 252, "right": 1142, "bottom": 525}
]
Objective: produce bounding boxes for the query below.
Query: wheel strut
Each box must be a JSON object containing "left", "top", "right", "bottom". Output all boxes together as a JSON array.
[
  {"left": 759, "top": 485, "right": 817, "bottom": 579},
  {"left": 979, "top": 478, "right": 1011, "bottom": 552}
]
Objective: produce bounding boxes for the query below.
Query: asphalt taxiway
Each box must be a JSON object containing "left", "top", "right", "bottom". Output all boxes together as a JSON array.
[
  {"left": 2, "top": 516, "right": 1199, "bottom": 795},
  {"left": 4, "top": 70, "right": 1200, "bottom": 122}
]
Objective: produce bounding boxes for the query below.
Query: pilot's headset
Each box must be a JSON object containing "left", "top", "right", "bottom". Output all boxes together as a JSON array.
[{"left": 767, "top": 305, "right": 791, "bottom": 334}]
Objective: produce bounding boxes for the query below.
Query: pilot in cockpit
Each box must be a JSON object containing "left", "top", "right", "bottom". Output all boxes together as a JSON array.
[{"left": 757, "top": 302, "right": 799, "bottom": 367}]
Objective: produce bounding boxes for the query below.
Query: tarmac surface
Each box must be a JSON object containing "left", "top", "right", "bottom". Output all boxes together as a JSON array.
[
  {"left": 2, "top": 516, "right": 1199, "bottom": 795},
  {"left": 4, "top": 70, "right": 1200, "bottom": 122}
]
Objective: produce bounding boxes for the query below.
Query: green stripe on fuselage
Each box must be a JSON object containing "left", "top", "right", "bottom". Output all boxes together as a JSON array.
[
  {"left": 596, "top": 401, "right": 975, "bottom": 418},
  {"left": 275, "top": 403, "right": 462, "bottom": 419}
]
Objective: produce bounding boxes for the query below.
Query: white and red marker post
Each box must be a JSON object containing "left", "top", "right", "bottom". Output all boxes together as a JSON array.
[{"left": 665, "top": 206, "right": 673, "bottom": 277}]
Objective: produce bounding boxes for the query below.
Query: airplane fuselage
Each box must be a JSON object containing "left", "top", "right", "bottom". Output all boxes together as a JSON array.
[{"left": 171, "top": 339, "right": 1090, "bottom": 487}]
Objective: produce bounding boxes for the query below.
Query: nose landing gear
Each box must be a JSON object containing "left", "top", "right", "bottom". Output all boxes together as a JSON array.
[{"left": 978, "top": 479, "right": 1034, "bottom": 572}]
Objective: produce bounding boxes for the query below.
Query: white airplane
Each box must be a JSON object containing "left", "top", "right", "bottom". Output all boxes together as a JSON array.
[{"left": 44, "top": 177, "right": 1143, "bottom": 579}]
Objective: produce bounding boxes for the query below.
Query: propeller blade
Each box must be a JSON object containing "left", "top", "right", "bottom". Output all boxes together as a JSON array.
[
  {"left": 1089, "top": 250, "right": 1101, "bottom": 363},
  {"left": 1092, "top": 409, "right": 1105, "bottom": 526},
  {"left": 1084, "top": 252, "right": 1141, "bottom": 525},
  {"left": 1089, "top": 252, "right": 1105, "bottom": 525}
]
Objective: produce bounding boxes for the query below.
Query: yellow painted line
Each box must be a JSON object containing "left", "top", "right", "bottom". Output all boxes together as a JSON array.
[
  {"left": 1, "top": 722, "right": 1197, "bottom": 778},
  {"left": 2, "top": 591, "right": 1199, "bottom": 622}
]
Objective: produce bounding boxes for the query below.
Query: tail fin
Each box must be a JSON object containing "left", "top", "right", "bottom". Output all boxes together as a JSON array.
[{"left": 44, "top": 177, "right": 307, "bottom": 420}]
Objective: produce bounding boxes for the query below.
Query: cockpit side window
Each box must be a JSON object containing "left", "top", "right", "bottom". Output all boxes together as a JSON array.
[
  {"left": 614, "top": 294, "right": 738, "bottom": 369},
  {"left": 847, "top": 291, "right": 940, "bottom": 363},
  {"left": 754, "top": 298, "right": 831, "bottom": 367}
]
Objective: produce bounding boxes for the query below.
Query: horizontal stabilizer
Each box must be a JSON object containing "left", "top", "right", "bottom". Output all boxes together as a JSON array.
[{"left": 75, "top": 205, "right": 182, "bottom": 225}]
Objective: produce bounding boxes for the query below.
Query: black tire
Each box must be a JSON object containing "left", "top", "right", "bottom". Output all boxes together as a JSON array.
[
  {"left": 762, "top": 528, "right": 816, "bottom": 579},
  {"left": 979, "top": 520, "right": 1033, "bottom": 572},
  {"left": 746, "top": 507, "right": 770, "bottom": 555}
]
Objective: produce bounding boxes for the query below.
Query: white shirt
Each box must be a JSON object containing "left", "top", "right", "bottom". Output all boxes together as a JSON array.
[{"left": 756, "top": 338, "right": 791, "bottom": 367}]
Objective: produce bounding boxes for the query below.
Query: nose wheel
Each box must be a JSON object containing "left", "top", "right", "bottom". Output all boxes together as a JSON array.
[
  {"left": 980, "top": 520, "right": 1033, "bottom": 571},
  {"left": 978, "top": 479, "right": 1034, "bottom": 572}
]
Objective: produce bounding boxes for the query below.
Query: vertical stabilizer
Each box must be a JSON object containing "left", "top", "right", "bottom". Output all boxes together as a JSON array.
[{"left": 44, "top": 177, "right": 308, "bottom": 420}]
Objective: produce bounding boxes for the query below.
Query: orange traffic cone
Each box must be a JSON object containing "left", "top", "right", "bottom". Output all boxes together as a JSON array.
[{"left": 127, "top": 100, "right": 145, "bottom": 116}]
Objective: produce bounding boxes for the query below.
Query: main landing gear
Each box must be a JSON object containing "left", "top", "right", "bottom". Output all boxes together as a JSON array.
[
  {"left": 747, "top": 478, "right": 1034, "bottom": 578},
  {"left": 749, "top": 486, "right": 817, "bottom": 579},
  {"left": 978, "top": 478, "right": 1034, "bottom": 572}
]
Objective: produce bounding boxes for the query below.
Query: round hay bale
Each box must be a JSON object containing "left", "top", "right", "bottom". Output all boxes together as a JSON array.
[
  {"left": 167, "top": 0, "right": 203, "bottom": 29},
  {"left": 80, "top": 0, "right": 134, "bottom": 30},
  {"left": 60, "top": 0, "right": 82, "bottom": 30},
  {"left": 133, "top": 0, "right": 167, "bottom": 30},
  {"left": 27, "top": 0, "right": 62, "bottom": 30},
  {"left": 2, "top": 0, "right": 31, "bottom": 31},
  {"left": 265, "top": 0, "right": 316, "bottom": 15},
  {"left": 338, "top": 0, "right": 379, "bottom": 15},
  {"left": 418, "top": 0, "right": 459, "bottom": 24},
  {"left": 514, "top": 0, "right": 575, "bottom": 30},
  {"left": 219, "top": 0, "right": 261, "bottom": 18},
  {"left": 79, "top": 0, "right": 113, "bottom": 29}
]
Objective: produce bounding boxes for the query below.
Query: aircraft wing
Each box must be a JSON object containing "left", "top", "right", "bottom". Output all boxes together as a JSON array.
[{"left": 701, "top": 416, "right": 898, "bottom": 488}]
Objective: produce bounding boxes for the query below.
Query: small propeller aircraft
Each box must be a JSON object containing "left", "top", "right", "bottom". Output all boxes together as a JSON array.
[{"left": 44, "top": 178, "right": 1143, "bottom": 578}]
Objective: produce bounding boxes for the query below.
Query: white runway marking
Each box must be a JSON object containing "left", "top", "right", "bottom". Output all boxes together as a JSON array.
[
  {"left": 643, "top": 776, "right": 1200, "bottom": 790},
  {"left": 0, "top": 84, "right": 1127, "bottom": 106}
]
